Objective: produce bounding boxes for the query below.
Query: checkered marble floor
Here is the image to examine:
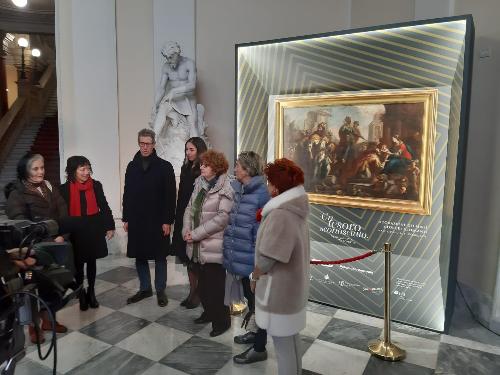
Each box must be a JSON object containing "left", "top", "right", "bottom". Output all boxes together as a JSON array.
[{"left": 12, "top": 255, "right": 500, "bottom": 375}]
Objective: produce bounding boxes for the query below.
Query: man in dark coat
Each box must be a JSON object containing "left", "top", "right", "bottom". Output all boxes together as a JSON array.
[{"left": 122, "top": 129, "right": 176, "bottom": 306}]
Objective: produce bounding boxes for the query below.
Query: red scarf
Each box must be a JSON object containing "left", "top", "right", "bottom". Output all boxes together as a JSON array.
[{"left": 69, "top": 178, "right": 99, "bottom": 216}]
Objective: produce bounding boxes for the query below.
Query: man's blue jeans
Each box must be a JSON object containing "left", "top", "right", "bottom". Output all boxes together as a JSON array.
[{"left": 135, "top": 257, "right": 166, "bottom": 292}]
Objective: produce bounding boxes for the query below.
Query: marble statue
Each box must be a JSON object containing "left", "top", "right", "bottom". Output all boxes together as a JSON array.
[{"left": 150, "top": 41, "right": 209, "bottom": 172}]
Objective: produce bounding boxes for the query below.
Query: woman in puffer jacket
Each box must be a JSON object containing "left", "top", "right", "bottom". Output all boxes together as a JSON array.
[
  {"left": 183, "top": 150, "right": 234, "bottom": 337},
  {"left": 222, "top": 151, "right": 270, "bottom": 364}
]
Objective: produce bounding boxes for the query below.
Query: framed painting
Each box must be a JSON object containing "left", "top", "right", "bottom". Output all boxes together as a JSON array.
[{"left": 270, "top": 88, "right": 438, "bottom": 215}]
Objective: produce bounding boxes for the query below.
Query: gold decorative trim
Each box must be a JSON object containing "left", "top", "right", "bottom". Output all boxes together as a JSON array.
[{"left": 273, "top": 88, "right": 438, "bottom": 215}]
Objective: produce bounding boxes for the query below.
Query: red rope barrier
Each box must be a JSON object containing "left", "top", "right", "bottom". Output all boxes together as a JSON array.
[{"left": 310, "top": 250, "right": 376, "bottom": 265}]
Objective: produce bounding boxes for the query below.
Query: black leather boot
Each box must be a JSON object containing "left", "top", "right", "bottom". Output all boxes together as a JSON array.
[
  {"left": 79, "top": 287, "right": 89, "bottom": 311},
  {"left": 87, "top": 287, "right": 99, "bottom": 309}
]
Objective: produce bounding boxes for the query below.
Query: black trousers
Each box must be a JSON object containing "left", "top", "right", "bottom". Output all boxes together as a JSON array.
[
  {"left": 75, "top": 259, "right": 97, "bottom": 289},
  {"left": 242, "top": 277, "right": 268, "bottom": 352},
  {"left": 198, "top": 263, "right": 230, "bottom": 330}
]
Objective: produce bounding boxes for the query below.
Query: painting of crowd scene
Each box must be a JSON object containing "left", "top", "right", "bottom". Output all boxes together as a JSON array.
[{"left": 283, "top": 102, "right": 425, "bottom": 202}]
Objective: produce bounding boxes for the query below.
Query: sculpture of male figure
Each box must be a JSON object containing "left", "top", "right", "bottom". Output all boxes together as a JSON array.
[{"left": 151, "top": 41, "right": 199, "bottom": 137}]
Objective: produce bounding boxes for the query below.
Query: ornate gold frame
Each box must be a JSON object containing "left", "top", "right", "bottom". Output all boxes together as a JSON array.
[{"left": 273, "top": 89, "right": 438, "bottom": 215}]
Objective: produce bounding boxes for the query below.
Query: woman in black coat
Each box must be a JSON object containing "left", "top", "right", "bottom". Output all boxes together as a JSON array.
[
  {"left": 60, "top": 156, "right": 115, "bottom": 311},
  {"left": 172, "top": 137, "right": 207, "bottom": 308}
]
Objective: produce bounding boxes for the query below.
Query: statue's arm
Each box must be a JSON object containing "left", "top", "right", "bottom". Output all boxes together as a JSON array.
[
  {"left": 169, "top": 59, "right": 196, "bottom": 99},
  {"left": 154, "top": 68, "right": 169, "bottom": 108}
]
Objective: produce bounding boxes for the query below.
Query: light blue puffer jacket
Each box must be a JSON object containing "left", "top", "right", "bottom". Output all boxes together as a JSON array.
[{"left": 222, "top": 176, "right": 270, "bottom": 276}]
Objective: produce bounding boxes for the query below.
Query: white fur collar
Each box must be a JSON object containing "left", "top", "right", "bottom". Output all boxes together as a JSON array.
[{"left": 261, "top": 185, "right": 306, "bottom": 218}]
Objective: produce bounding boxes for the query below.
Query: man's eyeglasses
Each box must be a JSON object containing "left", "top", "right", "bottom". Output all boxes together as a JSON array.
[{"left": 139, "top": 142, "right": 154, "bottom": 147}]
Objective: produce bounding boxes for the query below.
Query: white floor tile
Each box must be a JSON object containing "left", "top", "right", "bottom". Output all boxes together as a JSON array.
[
  {"left": 302, "top": 339, "right": 371, "bottom": 375},
  {"left": 334, "top": 309, "right": 384, "bottom": 328},
  {"left": 441, "top": 334, "right": 500, "bottom": 356},
  {"left": 116, "top": 323, "right": 192, "bottom": 361},
  {"left": 302, "top": 311, "right": 333, "bottom": 338},
  {"left": 26, "top": 331, "right": 111, "bottom": 373},
  {"left": 120, "top": 298, "right": 181, "bottom": 321},
  {"left": 56, "top": 304, "right": 115, "bottom": 331},
  {"left": 390, "top": 330, "right": 440, "bottom": 369}
]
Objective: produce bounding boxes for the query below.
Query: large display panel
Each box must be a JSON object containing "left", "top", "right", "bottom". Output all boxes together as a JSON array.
[{"left": 236, "top": 16, "right": 474, "bottom": 332}]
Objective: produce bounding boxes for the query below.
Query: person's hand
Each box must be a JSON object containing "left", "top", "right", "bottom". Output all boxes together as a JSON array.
[
  {"left": 106, "top": 230, "right": 115, "bottom": 240},
  {"left": 184, "top": 231, "right": 193, "bottom": 243},
  {"left": 24, "top": 257, "right": 36, "bottom": 267},
  {"left": 162, "top": 224, "right": 171, "bottom": 236},
  {"left": 54, "top": 236, "right": 64, "bottom": 243},
  {"left": 13, "top": 257, "right": 36, "bottom": 270},
  {"left": 253, "top": 266, "right": 264, "bottom": 279},
  {"left": 123, "top": 222, "right": 128, "bottom": 232},
  {"left": 165, "top": 90, "right": 176, "bottom": 102},
  {"left": 250, "top": 280, "right": 256, "bottom": 293}
]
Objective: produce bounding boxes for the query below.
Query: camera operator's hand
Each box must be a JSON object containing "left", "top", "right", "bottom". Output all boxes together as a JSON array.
[
  {"left": 54, "top": 236, "right": 65, "bottom": 243},
  {"left": 13, "top": 257, "right": 36, "bottom": 270}
]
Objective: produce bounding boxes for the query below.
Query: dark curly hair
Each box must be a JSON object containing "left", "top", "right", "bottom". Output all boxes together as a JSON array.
[
  {"left": 65, "top": 156, "right": 93, "bottom": 182},
  {"left": 264, "top": 158, "right": 304, "bottom": 194},
  {"left": 200, "top": 150, "right": 229, "bottom": 176}
]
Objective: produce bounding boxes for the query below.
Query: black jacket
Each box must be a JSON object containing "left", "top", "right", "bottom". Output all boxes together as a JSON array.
[
  {"left": 60, "top": 180, "right": 115, "bottom": 262},
  {"left": 6, "top": 180, "right": 67, "bottom": 222},
  {"left": 172, "top": 163, "right": 200, "bottom": 261},
  {"left": 122, "top": 150, "right": 176, "bottom": 259}
]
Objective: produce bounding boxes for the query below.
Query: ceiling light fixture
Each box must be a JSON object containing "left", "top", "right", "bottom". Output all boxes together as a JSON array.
[{"left": 12, "top": 0, "right": 28, "bottom": 8}]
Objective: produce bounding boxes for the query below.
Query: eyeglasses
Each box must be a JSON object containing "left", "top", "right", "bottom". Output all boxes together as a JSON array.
[{"left": 139, "top": 142, "right": 154, "bottom": 147}]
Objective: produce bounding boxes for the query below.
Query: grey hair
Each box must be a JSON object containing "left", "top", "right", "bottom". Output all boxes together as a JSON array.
[
  {"left": 17, "top": 153, "right": 44, "bottom": 181},
  {"left": 137, "top": 128, "right": 156, "bottom": 143},
  {"left": 237, "top": 151, "right": 263, "bottom": 177}
]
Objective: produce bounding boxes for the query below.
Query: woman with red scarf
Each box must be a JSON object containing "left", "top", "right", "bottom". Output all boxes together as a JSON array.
[{"left": 60, "top": 156, "right": 115, "bottom": 311}]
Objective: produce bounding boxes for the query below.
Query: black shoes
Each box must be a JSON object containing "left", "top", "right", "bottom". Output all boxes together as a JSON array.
[
  {"left": 210, "top": 325, "right": 230, "bottom": 337},
  {"left": 194, "top": 314, "right": 211, "bottom": 324},
  {"left": 184, "top": 300, "right": 200, "bottom": 309},
  {"left": 157, "top": 290, "right": 169, "bottom": 307},
  {"left": 234, "top": 331, "right": 256, "bottom": 344},
  {"left": 87, "top": 288, "right": 99, "bottom": 309},
  {"left": 126, "top": 289, "right": 168, "bottom": 306},
  {"left": 126, "top": 289, "right": 153, "bottom": 304},
  {"left": 233, "top": 347, "right": 268, "bottom": 364},
  {"left": 181, "top": 296, "right": 200, "bottom": 309},
  {"left": 79, "top": 288, "right": 89, "bottom": 311}
]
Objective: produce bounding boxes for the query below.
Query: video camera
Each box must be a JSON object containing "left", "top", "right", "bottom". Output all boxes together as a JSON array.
[{"left": 1, "top": 219, "right": 78, "bottom": 375}]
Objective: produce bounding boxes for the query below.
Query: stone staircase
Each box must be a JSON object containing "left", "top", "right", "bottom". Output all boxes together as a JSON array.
[{"left": 0, "top": 91, "right": 58, "bottom": 216}]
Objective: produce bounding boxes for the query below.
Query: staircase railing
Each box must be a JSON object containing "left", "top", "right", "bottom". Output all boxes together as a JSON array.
[
  {"left": 0, "top": 63, "right": 56, "bottom": 170},
  {"left": 0, "top": 97, "right": 27, "bottom": 168}
]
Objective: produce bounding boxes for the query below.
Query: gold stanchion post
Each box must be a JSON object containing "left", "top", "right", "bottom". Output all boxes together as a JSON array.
[
  {"left": 368, "top": 243, "right": 406, "bottom": 361},
  {"left": 230, "top": 301, "right": 247, "bottom": 315}
]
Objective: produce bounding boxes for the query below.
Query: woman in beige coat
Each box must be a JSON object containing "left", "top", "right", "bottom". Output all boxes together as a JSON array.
[
  {"left": 250, "top": 158, "right": 310, "bottom": 375},
  {"left": 183, "top": 150, "right": 234, "bottom": 337}
]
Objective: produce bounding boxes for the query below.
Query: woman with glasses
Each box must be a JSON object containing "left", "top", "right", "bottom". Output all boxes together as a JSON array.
[
  {"left": 183, "top": 150, "right": 234, "bottom": 337},
  {"left": 60, "top": 156, "right": 115, "bottom": 311}
]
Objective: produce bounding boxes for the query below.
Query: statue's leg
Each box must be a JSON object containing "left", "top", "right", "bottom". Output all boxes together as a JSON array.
[{"left": 186, "top": 112, "right": 199, "bottom": 137}]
